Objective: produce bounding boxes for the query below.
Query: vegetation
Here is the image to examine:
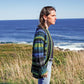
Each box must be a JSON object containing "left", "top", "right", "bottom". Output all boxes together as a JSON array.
[{"left": 0, "top": 44, "right": 84, "bottom": 84}]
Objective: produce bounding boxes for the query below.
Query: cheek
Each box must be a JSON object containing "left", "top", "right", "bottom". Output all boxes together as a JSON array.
[
  {"left": 47, "top": 18, "right": 52, "bottom": 23},
  {"left": 48, "top": 20, "right": 52, "bottom": 24}
]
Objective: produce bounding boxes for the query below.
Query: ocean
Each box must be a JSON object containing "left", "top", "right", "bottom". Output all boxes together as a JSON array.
[{"left": 0, "top": 19, "right": 84, "bottom": 50}]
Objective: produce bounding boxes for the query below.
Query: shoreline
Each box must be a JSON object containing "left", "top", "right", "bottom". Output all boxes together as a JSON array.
[
  {"left": 54, "top": 46, "right": 84, "bottom": 54},
  {"left": 54, "top": 46, "right": 84, "bottom": 51},
  {"left": 0, "top": 43, "right": 84, "bottom": 52}
]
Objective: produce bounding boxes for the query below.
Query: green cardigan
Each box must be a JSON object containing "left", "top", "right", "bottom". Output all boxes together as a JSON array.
[{"left": 31, "top": 26, "right": 53, "bottom": 78}]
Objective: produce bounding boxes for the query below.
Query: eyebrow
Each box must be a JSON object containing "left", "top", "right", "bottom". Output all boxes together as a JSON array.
[{"left": 51, "top": 14, "right": 56, "bottom": 16}]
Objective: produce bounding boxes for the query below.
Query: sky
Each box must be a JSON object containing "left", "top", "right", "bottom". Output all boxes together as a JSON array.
[{"left": 0, "top": 0, "right": 84, "bottom": 20}]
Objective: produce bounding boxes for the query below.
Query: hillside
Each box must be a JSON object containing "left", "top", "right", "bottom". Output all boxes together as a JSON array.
[{"left": 0, "top": 44, "right": 84, "bottom": 84}]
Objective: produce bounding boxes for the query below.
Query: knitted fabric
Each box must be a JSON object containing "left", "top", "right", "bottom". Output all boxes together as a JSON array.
[{"left": 31, "top": 26, "right": 53, "bottom": 78}]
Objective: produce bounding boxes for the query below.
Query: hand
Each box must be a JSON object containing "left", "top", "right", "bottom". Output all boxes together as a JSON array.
[{"left": 41, "top": 72, "right": 48, "bottom": 78}]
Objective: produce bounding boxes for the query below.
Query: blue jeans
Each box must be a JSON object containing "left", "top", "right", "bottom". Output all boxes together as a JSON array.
[{"left": 38, "top": 61, "right": 52, "bottom": 84}]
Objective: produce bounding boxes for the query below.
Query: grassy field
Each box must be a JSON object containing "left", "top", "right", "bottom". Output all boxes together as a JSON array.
[{"left": 0, "top": 44, "right": 84, "bottom": 84}]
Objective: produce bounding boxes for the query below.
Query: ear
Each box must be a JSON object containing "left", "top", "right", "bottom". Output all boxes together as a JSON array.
[{"left": 43, "top": 15, "right": 47, "bottom": 20}]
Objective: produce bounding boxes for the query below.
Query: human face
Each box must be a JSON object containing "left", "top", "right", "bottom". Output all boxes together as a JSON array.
[{"left": 47, "top": 10, "right": 56, "bottom": 26}]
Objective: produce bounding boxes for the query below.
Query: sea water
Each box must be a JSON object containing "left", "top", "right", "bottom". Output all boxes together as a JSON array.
[{"left": 0, "top": 19, "right": 84, "bottom": 50}]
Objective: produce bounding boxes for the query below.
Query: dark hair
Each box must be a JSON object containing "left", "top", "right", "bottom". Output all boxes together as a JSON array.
[{"left": 38, "top": 6, "right": 56, "bottom": 29}]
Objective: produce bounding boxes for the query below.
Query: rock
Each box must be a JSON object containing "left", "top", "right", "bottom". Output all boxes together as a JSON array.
[{"left": 64, "top": 49, "right": 70, "bottom": 51}]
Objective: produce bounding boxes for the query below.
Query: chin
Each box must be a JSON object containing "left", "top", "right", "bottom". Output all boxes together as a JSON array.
[
  {"left": 50, "top": 22, "right": 55, "bottom": 25},
  {"left": 52, "top": 23, "right": 55, "bottom": 25}
]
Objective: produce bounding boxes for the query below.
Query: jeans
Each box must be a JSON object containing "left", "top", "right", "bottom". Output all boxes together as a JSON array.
[{"left": 38, "top": 61, "right": 52, "bottom": 84}]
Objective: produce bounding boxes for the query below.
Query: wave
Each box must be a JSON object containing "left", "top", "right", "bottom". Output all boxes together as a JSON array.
[
  {"left": 0, "top": 41, "right": 33, "bottom": 45},
  {"left": 51, "top": 34, "right": 84, "bottom": 40},
  {"left": 51, "top": 34, "right": 84, "bottom": 42},
  {"left": 0, "top": 41, "right": 84, "bottom": 50},
  {"left": 54, "top": 42, "right": 84, "bottom": 50}
]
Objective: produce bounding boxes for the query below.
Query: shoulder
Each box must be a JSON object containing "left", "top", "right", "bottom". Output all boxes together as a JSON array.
[
  {"left": 35, "top": 27, "right": 47, "bottom": 37},
  {"left": 36, "top": 27, "right": 46, "bottom": 33}
]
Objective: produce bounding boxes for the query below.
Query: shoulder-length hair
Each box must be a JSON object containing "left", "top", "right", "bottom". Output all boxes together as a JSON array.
[{"left": 38, "top": 6, "right": 56, "bottom": 29}]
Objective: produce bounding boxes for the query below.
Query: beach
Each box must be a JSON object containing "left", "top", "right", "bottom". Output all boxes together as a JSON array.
[{"left": 0, "top": 43, "right": 84, "bottom": 84}]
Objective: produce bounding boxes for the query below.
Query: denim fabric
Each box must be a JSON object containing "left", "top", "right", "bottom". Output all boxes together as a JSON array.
[{"left": 38, "top": 61, "right": 52, "bottom": 84}]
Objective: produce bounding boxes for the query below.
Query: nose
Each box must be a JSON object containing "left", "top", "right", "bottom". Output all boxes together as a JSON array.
[{"left": 55, "top": 16, "right": 56, "bottom": 20}]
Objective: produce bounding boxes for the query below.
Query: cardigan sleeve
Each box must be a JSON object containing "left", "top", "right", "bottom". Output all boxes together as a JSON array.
[{"left": 32, "top": 30, "right": 47, "bottom": 76}]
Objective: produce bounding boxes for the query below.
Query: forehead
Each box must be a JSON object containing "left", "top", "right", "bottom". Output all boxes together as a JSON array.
[
  {"left": 48, "top": 10, "right": 56, "bottom": 16},
  {"left": 49, "top": 10, "right": 56, "bottom": 15}
]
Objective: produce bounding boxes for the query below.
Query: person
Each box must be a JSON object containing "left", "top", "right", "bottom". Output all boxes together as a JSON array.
[{"left": 31, "top": 6, "right": 56, "bottom": 84}]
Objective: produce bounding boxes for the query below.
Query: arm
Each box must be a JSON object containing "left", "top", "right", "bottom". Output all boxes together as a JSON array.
[{"left": 32, "top": 30, "right": 47, "bottom": 76}]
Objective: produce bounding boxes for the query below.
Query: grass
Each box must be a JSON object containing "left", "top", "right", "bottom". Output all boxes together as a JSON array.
[{"left": 0, "top": 44, "right": 84, "bottom": 84}]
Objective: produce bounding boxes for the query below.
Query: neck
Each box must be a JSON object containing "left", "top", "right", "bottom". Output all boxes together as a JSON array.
[{"left": 45, "top": 22, "right": 50, "bottom": 29}]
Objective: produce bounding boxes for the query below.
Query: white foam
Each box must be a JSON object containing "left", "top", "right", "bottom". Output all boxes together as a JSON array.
[
  {"left": 17, "top": 41, "right": 28, "bottom": 44},
  {"left": 54, "top": 42, "right": 84, "bottom": 50},
  {"left": 17, "top": 41, "right": 33, "bottom": 45}
]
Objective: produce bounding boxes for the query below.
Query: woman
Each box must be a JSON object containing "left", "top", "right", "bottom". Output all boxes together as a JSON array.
[{"left": 31, "top": 6, "right": 56, "bottom": 84}]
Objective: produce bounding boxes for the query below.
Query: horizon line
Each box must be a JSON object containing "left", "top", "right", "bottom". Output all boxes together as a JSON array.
[{"left": 0, "top": 18, "right": 84, "bottom": 21}]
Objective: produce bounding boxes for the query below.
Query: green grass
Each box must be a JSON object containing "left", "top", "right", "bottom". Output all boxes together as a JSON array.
[{"left": 0, "top": 44, "right": 84, "bottom": 84}]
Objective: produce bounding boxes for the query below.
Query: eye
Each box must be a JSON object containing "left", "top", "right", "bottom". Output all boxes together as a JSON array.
[{"left": 52, "top": 15, "right": 56, "bottom": 17}]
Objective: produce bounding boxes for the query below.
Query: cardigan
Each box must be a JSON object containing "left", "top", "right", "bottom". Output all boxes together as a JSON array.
[{"left": 31, "top": 26, "right": 53, "bottom": 79}]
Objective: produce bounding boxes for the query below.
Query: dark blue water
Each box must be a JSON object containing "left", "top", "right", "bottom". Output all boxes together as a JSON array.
[{"left": 0, "top": 19, "right": 84, "bottom": 50}]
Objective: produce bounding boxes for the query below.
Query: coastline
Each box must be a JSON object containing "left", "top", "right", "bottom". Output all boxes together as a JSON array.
[
  {"left": 54, "top": 46, "right": 84, "bottom": 52},
  {"left": 0, "top": 43, "right": 84, "bottom": 52}
]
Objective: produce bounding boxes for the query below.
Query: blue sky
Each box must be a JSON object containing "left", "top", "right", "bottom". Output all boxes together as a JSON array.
[{"left": 0, "top": 0, "right": 84, "bottom": 20}]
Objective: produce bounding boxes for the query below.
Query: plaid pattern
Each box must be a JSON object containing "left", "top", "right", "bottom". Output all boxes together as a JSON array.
[{"left": 31, "top": 27, "right": 53, "bottom": 78}]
